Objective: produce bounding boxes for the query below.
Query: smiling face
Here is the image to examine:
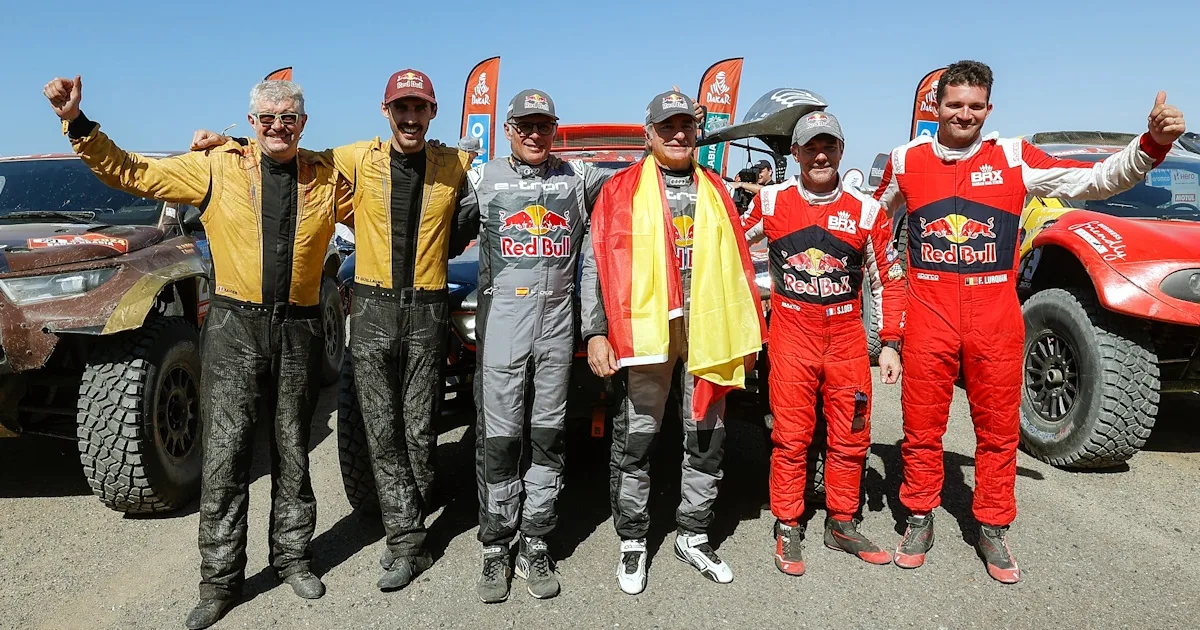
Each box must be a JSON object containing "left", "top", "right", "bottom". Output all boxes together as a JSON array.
[
  {"left": 646, "top": 114, "right": 697, "bottom": 171},
  {"left": 383, "top": 97, "right": 436, "bottom": 153},
  {"left": 505, "top": 114, "right": 557, "bottom": 164},
  {"left": 249, "top": 97, "right": 306, "bottom": 162},
  {"left": 937, "top": 83, "right": 993, "bottom": 149},
  {"left": 791, "top": 135, "right": 842, "bottom": 193}
]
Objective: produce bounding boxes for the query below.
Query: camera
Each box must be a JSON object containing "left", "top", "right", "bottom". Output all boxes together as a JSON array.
[{"left": 732, "top": 167, "right": 759, "bottom": 210}]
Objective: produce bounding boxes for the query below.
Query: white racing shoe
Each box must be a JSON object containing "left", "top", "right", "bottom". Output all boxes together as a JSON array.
[
  {"left": 616, "top": 539, "right": 648, "bottom": 595},
  {"left": 674, "top": 531, "right": 733, "bottom": 584}
]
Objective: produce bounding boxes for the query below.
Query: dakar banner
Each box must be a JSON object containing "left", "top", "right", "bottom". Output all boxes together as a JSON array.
[
  {"left": 264, "top": 67, "right": 293, "bottom": 81},
  {"left": 461, "top": 56, "right": 500, "bottom": 167},
  {"left": 910, "top": 67, "right": 946, "bottom": 141},
  {"left": 695, "top": 57, "right": 744, "bottom": 176}
]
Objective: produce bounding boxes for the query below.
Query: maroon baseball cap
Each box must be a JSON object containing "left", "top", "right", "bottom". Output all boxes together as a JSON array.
[{"left": 383, "top": 69, "right": 436, "bottom": 105}]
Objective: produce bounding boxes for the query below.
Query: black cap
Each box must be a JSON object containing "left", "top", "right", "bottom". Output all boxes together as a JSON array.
[
  {"left": 506, "top": 89, "right": 558, "bottom": 121},
  {"left": 645, "top": 90, "right": 696, "bottom": 125},
  {"left": 755, "top": 159, "right": 773, "bottom": 171}
]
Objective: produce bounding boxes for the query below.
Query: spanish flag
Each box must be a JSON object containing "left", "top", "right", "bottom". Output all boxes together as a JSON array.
[{"left": 590, "top": 157, "right": 766, "bottom": 416}]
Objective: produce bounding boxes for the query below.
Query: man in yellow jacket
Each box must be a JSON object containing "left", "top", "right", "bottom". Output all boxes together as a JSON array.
[
  {"left": 194, "top": 68, "right": 473, "bottom": 592},
  {"left": 44, "top": 75, "right": 352, "bottom": 629}
]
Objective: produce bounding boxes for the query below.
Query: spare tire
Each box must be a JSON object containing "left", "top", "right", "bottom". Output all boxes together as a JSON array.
[{"left": 1019, "top": 287, "right": 1160, "bottom": 468}]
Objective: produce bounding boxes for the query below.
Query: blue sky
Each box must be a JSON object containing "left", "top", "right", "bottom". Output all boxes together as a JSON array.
[{"left": 2, "top": 0, "right": 1194, "bottom": 178}]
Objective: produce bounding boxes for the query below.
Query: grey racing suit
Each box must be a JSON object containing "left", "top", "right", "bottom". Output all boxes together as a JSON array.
[
  {"left": 580, "top": 168, "right": 730, "bottom": 540},
  {"left": 461, "top": 155, "right": 612, "bottom": 545}
]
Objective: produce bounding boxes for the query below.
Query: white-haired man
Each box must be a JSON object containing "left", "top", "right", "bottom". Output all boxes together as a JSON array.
[{"left": 44, "top": 75, "right": 352, "bottom": 629}]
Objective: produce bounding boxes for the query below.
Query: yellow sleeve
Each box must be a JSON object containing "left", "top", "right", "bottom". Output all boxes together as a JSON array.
[
  {"left": 335, "top": 176, "right": 354, "bottom": 227},
  {"left": 70, "top": 122, "right": 211, "bottom": 207},
  {"left": 331, "top": 143, "right": 362, "bottom": 188}
]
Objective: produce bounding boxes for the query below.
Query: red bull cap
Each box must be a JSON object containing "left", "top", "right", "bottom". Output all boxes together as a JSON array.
[
  {"left": 384, "top": 69, "right": 436, "bottom": 105},
  {"left": 507, "top": 89, "right": 558, "bottom": 121},
  {"left": 646, "top": 90, "right": 696, "bottom": 125},
  {"left": 792, "top": 110, "right": 844, "bottom": 147}
]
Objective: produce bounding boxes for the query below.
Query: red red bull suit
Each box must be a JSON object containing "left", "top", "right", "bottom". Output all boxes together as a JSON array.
[
  {"left": 742, "top": 178, "right": 904, "bottom": 522},
  {"left": 873, "top": 131, "right": 1169, "bottom": 526}
]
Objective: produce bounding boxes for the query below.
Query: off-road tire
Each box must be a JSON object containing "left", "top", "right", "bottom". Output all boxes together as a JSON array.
[
  {"left": 320, "top": 276, "right": 345, "bottom": 387},
  {"left": 337, "top": 354, "right": 379, "bottom": 513},
  {"left": 77, "top": 316, "right": 202, "bottom": 514},
  {"left": 865, "top": 294, "right": 882, "bottom": 366},
  {"left": 1019, "top": 287, "right": 1160, "bottom": 468}
]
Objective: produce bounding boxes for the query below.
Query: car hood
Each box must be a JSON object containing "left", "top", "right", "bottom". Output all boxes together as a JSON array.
[
  {"left": 0, "top": 223, "right": 163, "bottom": 273},
  {"left": 1055, "top": 210, "right": 1200, "bottom": 265},
  {"left": 448, "top": 244, "right": 480, "bottom": 286}
]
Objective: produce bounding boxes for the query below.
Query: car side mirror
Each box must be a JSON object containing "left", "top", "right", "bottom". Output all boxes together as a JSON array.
[{"left": 182, "top": 206, "right": 203, "bottom": 233}]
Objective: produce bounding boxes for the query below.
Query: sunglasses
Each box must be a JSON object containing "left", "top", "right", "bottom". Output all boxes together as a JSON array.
[
  {"left": 508, "top": 121, "right": 556, "bottom": 136},
  {"left": 253, "top": 112, "right": 301, "bottom": 127}
]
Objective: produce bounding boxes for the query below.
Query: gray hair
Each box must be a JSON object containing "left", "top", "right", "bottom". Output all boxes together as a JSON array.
[{"left": 249, "top": 79, "right": 305, "bottom": 115}]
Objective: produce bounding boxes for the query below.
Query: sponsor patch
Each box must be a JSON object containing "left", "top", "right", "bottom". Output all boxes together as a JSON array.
[
  {"left": 826, "top": 303, "right": 854, "bottom": 316},
  {"left": 1148, "top": 169, "right": 1172, "bottom": 188},
  {"left": 916, "top": 272, "right": 940, "bottom": 281},
  {"left": 661, "top": 93, "right": 688, "bottom": 110},
  {"left": 524, "top": 93, "right": 549, "bottom": 111},
  {"left": 1176, "top": 193, "right": 1197, "bottom": 203},
  {"left": 964, "top": 273, "right": 1009, "bottom": 286},
  {"left": 888, "top": 264, "right": 904, "bottom": 280},
  {"left": 970, "top": 164, "right": 1004, "bottom": 187},
  {"left": 27, "top": 234, "right": 130, "bottom": 253},
  {"left": 826, "top": 211, "right": 857, "bottom": 234}
]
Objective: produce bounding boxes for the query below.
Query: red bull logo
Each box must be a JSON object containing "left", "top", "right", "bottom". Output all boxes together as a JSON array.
[
  {"left": 524, "top": 93, "right": 550, "bottom": 111},
  {"left": 500, "top": 205, "right": 572, "bottom": 258},
  {"left": 918, "top": 214, "right": 999, "bottom": 265},
  {"left": 672, "top": 216, "right": 694, "bottom": 269},
  {"left": 780, "top": 247, "right": 852, "bottom": 298},
  {"left": 782, "top": 247, "right": 849, "bottom": 277},
  {"left": 396, "top": 72, "right": 424, "bottom": 89},
  {"left": 662, "top": 93, "right": 688, "bottom": 110}
]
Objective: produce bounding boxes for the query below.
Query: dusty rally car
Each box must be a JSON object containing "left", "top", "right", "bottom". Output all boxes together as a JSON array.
[
  {"left": 0, "top": 153, "right": 346, "bottom": 515},
  {"left": 870, "top": 131, "right": 1200, "bottom": 469},
  {"left": 334, "top": 123, "right": 779, "bottom": 512}
]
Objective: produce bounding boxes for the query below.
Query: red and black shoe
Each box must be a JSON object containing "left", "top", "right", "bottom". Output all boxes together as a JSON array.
[
  {"left": 895, "top": 513, "right": 934, "bottom": 569},
  {"left": 773, "top": 521, "right": 805, "bottom": 576},
  {"left": 977, "top": 525, "right": 1021, "bottom": 584},
  {"left": 823, "top": 517, "right": 892, "bottom": 565}
]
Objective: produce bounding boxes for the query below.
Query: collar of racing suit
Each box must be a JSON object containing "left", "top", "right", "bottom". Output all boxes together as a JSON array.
[
  {"left": 930, "top": 130, "right": 1000, "bottom": 162},
  {"left": 508, "top": 154, "right": 560, "bottom": 178},
  {"left": 795, "top": 174, "right": 843, "bottom": 205}
]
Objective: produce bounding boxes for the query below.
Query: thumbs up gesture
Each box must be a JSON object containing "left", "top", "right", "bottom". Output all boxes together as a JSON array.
[
  {"left": 44, "top": 75, "right": 83, "bottom": 121},
  {"left": 1148, "top": 91, "right": 1186, "bottom": 146}
]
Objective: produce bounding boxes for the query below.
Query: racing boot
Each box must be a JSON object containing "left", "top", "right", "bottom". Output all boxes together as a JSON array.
[
  {"left": 773, "top": 521, "right": 806, "bottom": 576},
  {"left": 184, "top": 598, "right": 233, "bottom": 630},
  {"left": 674, "top": 529, "right": 733, "bottom": 584},
  {"left": 378, "top": 553, "right": 433, "bottom": 592},
  {"left": 976, "top": 524, "right": 1021, "bottom": 584},
  {"left": 477, "top": 544, "right": 512, "bottom": 603},
  {"left": 895, "top": 512, "right": 934, "bottom": 569},
  {"left": 514, "top": 535, "right": 560, "bottom": 599},
  {"left": 616, "top": 538, "right": 648, "bottom": 595},
  {"left": 824, "top": 516, "right": 893, "bottom": 565},
  {"left": 282, "top": 571, "right": 326, "bottom": 599}
]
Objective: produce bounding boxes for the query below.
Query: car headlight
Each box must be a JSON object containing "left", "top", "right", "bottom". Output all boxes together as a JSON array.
[
  {"left": 1160, "top": 269, "right": 1200, "bottom": 304},
  {"left": 0, "top": 268, "right": 118, "bottom": 305}
]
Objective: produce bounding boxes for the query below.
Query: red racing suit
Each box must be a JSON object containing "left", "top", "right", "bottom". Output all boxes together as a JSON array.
[
  {"left": 873, "top": 131, "right": 1170, "bottom": 526},
  {"left": 743, "top": 178, "right": 905, "bottom": 522}
]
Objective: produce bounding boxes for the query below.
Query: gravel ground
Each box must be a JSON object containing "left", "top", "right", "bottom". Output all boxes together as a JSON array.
[{"left": 1, "top": 373, "right": 1197, "bottom": 630}]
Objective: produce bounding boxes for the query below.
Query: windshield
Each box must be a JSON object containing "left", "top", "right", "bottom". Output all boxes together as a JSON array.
[
  {"left": 0, "top": 159, "right": 163, "bottom": 225},
  {"left": 1059, "top": 154, "right": 1200, "bottom": 220}
]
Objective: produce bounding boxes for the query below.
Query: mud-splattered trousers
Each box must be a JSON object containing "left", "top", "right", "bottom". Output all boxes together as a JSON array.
[{"left": 197, "top": 301, "right": 324, "bottom": 600}]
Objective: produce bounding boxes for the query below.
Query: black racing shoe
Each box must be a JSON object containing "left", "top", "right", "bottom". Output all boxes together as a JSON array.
[
  {"left": 977, "top": 525, "right": 1021, "bottom": 584},
  {"left": 378, "top": 554, "right": 433, "bottom": 592},
  {"left": 184, "top": 598, "right": 233, "bottom": 630},
  {"left": 773, "top": 521, "right": 806, "bottom": 576},
  {"left": 824, "top": 517, "right": 893, "bottom": 565},
  {"left": 515, "top": 535, "right": 560, "bottom": 599},
  {"left": 477, "top": 545, "right": 512, "bottom": 603},
  {"left": 895, "top": 513, "right": 934, "bottom": 569}
]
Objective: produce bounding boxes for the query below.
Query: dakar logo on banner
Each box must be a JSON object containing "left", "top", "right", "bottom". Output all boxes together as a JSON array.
[
  {"left": 919, "top": 79, "right": 939, "bottom": 115},
  {"left": 705, "top": 71, "right": 731, "bottom": 105},
  {"left": 471, "top": 73, "right": 490, "bottom": 106}
]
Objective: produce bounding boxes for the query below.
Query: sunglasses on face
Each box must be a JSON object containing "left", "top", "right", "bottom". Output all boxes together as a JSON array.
[
  {"left": 509, "top": 121, "right": 556, "bottom": 136},
  {"left": 253, "top": 112, "right": 301, "bottom": 127}
]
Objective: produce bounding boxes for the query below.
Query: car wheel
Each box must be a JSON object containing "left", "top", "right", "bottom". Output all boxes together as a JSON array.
[
  {"left": 864, "top": 292, "right": 882, "bottom": 366},
  {"left": 337, "top": 352, "right": 379, "bottom": 513},
  {"left": 77, "top": 316, "right": 202, "bottom": 513},
  {"left": 320, "top": 276, "right": 345, "bottom": 387},
  {"left": 1019, "top": 287, "right": 1160, "bottom": 468}
]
